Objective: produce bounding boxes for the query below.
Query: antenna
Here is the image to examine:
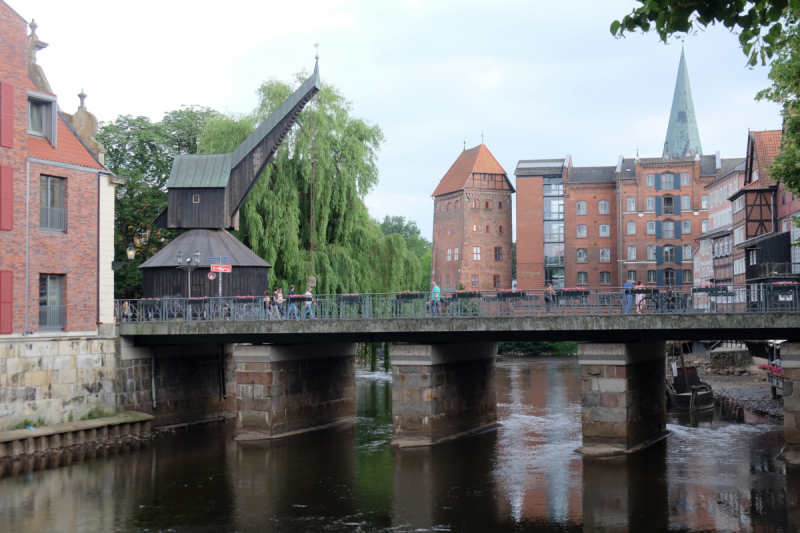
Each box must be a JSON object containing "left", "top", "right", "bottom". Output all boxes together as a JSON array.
[
  {"left": 463, "top": 138, "right": 466, "bottom": 151},
  {"left": 314, "top": 42, "right": 319, "bottom": 60},
  {"left": 481, "top": 131, "right": 484, "bottom": 145}
]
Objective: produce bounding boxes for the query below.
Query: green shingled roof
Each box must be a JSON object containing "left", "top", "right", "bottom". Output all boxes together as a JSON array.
[
  {"left": 664, "top": 47, "right": 703, "bottom": 158},
  {"left": 165, "top": 153, "right": 233, "bottom": 189}
]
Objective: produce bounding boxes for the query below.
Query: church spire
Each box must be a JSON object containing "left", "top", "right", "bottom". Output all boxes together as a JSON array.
[{"left": 663, "top": 46, "right": 702, "bottom": 158}]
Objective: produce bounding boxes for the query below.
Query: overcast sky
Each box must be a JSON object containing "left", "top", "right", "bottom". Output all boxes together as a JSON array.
[{"left": 13, "top": 0, "right": 782, "bottom": 239}]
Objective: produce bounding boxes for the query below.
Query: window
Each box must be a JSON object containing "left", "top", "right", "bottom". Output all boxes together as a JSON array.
[
  {"left": 600, "top": 248, "right": 610, "bottom": 262},
  {"left": 499, "top": 226, "right": 503, "bottom": 235},
  {"left": 599, "top": 200, "right": 610, "bottom": 214},
  {"left": 40, "top": 176, "right": 65, "bottom": 232},
  {"left": 647, "top": 221, "right": 656, "bottom": 235},
  {"left": 577, "top": 249, "right": 587, "bottom": 263},
  {"left": 498, "top": 201, "right": 502, "bottom": 209},
  {"left": 473, "top": 247, "right": 481, "bottom": 260},
  {"left": 39, "top": 274, "right": 64, "bottom": 330},
  {"left": 662, "top": 174, "right": 674, "bottom": 190},
  {"left": 701, "top": 195, "right": 708, "bottom": 209},
  {"left": 627, "top": 221, "right": 636, "bottom": 235},
  {"left": 454, "top": 200, "right": 460, "bottom": 209},
  {"left": 447, "top": 248, "right": 451, "bottom": 261},
  {"left": 647, "top": 246, "right": 656, "bottom": 260},
  {"left": 472, "top": 275, "right": 479, "bottom": 288},
  {"left": 577, "top": 225, "right": 587, "bottom": 238},
  {"left": 485, "top": 225, "right": 490, "bottom": 233},
  {"left": 702, "top": 220, "right": 709, "bottom": 233},
  {"left": 445, "top": 275, "right": 450, "bottom": 289},
  {"left": 447, "top": 202, "right": 452, "bottom": 211},
  {"left": 663, "top": 196, "right": 674, "bottom": 215},
  {"left": 627, "top": 246, "right": 636, "bottom": 260},
  {"left": 28, "top": 100, "right": 43, "bottom": 134},
  {"left": 681, "top": 196, "right": 691, "bottom": 210},
  {"left": 646, "top": 174, "right": 654, "bottom": 187},
  {"left": 494, "top": 247, "right": 503, "bottom": 261},
  {"left": 493, "top": 275, "right": 501, "bottom": 288},
  {"left": 599, "top": 224, "right": 610, "bottom": 237},
  {"left": 734, "top": 226, "right": 744, "bottom": 244},
  {"left": 647, "top": 270, "right": 657, "bottom": 283},
  {"left": 753, "top": 169, "right": 759, "bottom": 181},
  {"left": 663, "top": 221, "right": 674, "bottom": 239},
  {"left": 664, "top": 269, "right": 676, "bottom": 285},
  {"left": 784, "top": 219, "right": 789, "bottom": 232},
  {"left": 626, "top": 197, "right": 635, "bottom": 211},
  {"left": 681, "top": 173, "right": 690, "bottom": 186},
  {"left": 628, "top": 270, "right": 637, "bottom": 282},
  {"left": 683, "top": 245, "right": 692, "bottom": 259},
  {"left": 471, "top": 200, "right": 478, "bottom": 208},
  {"left": 734, "top": 258, "right": 746, "bottom": 276},
  {"left": 664, "top": 245, "right": 675, "bottom": 263},
  {"left": 577, "top": 272, "right": 588, "bottom": 285},
  {"left": 454, "top": 248, "right": 459, "bottom": 260},
  {"left": 749, "top": 250, "right": 758, "bottom": 266},
  {"left": 27, "top": 93, "right": 57, "bottom": 145},
  {"left": 682, "top": 220, "right": 691, "bottom": 234},
  {"left": 682, "top": 270, "right": 693, "bottom": 284},
  {"left": 600, "top": 272, "right": 611, "bottom": 284},
  {"left": 576, "top": 201, "right": 586, "bottom": 215},
  {"left": 473, "top": 224, "right": 477, "bottom": 232},
  {"left": 646, "top": 196, "right": 655, "bottom": 211},
  {"left": 733, "top": 197, "right": 744, "bottom": 212},
  {"left": 485, "top": 200, "right": 492, "bottom": 210}
]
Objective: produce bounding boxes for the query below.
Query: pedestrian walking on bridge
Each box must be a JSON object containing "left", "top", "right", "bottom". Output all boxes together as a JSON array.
[{"left": 431, "top": 281, "right": 441, "bottom": 317}]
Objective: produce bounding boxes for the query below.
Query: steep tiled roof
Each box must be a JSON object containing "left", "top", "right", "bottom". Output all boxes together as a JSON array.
[
  {"left": 753, "top": 130, "right": 782, "bottom": 182},
  {"left": 27, "top": 114, "right": 105, "bottom": 170},
  {"left": 568, "top": 166, "right": 616, "bottom": 184},
  {"left": 432, "top": 144, "right": 507, "bottom": 197}
]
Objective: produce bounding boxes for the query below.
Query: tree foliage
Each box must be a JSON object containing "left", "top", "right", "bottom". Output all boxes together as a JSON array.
[
  {"left": 198, "top": 73, "right": 422, "bottom": 294},
  {"left": 611, "top": 0, "right": 795, "bottom": 66},
  {"left": 98, "top": 107, "right": 220, "bottom": 297}
]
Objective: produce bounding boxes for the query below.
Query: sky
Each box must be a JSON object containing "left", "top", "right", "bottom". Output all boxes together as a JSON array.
[{"left": 11, "top": 0, "right": 783, "bottom": 240}]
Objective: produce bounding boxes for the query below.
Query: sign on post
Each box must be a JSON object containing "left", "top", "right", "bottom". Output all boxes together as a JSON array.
[
  {"left": 211, "top": 264, "right": 232, "bottom": 273},
  {"left": 207, "top": 257, "right": 220, "bottom": 262},
  {"left": 220, "top": 256, "right": 231, "bottom": 261}
]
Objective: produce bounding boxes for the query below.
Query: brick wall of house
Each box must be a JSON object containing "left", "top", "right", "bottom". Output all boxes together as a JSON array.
[
  {"left": 515, "top": 176, "right": 544, "bottom": 290},
  {"left": 432, "top": 191, "right": 466, "bottom": 290},
  {"left": 564, "top": 184, "right": 617, "bottom": 287},
  {"left": 460, "top": 189, "right": 513, "bottom": 290}
]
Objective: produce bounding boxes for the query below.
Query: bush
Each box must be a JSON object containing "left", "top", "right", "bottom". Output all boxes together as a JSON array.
[
  {"left": 80, "top": 408, "right": 113, "bottom": 421},
  {"left": 498, "top": 341, "right": 581, "bottom": 356}
]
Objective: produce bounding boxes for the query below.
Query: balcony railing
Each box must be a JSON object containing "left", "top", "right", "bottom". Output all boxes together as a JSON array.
[
  {"left": 544, "top": 233, "right": 564, "bottom": 243},
  {"left": 544, "top": 212, "right": 564, "bottom": 220},
  {"left": 40, "top": 207, "right": 66, "bottom": 232},
  {"left": 39, "top": 305, "right": 65, "bottom": 330},
  {"left": 758, "top": 262, "right": 800, "bottom": 278}
]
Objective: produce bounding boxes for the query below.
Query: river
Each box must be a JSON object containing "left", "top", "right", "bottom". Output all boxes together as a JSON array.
[{"left": 0, "top": 356, "right": 795, "bottom": 532}]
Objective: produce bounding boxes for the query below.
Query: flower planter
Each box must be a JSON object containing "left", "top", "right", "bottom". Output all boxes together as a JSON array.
[
  {"left": 692, "top": 287, "right": 726, "bottom": 294},
  {"left": 627, "top": 288, "right": 659, "bottom": 295},
  {"left": 337, "top": 295, "right": 362, "bottom": 303},
  {"left": 289, "top": 296, "right": 312, "bottom": 302},
  {"left": 395, "top": 293, "right": 427, "bottom": 300},
  {"left": 556, "top": 290, "right": 589, "bottom": 297},
  {"left": 765, "top": 284, "right": 799, "bottom": 292},
  {"left": 453, "top": 292, "right": 481, "bottom": 299},
  {"left": 496, "top": 291, "right": 523, "bottom": 299}
]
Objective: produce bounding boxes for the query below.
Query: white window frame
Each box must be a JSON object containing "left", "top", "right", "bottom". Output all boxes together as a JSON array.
[
  {"left": 702, "top": 220, "right": 710, "bottom": 234},
  {"left": 646, "top": 196, "right": 655, "bottom": 211},
  {"left": 646, "top": 174, "right": 654, "bottom": 187},
  {"left": 577, "top": 272, "right": 588, "bottom": 285},
  {"left": 576, "top": 248, "right": 587, "bottom": 263},
  {"left": 683, "top": 245, "right": 692, "bottom": 259},
  {"left": 627, "top": 221, "right": 636, "bottom": 235},
  {"left": 599, "top": 200, "right": 610, "bottom": 214},
  {"left": 599, "top": 272, "right": 611, "bottom": 285},
  {"left": 647, "top": 245, "right": 656, "bottom": 260},
  {"left": 600, "top": 248, "right": 610, "bottom": 263},
  {"left": 682, "top": 220, "right": 691, "bottom": 234},
  {"left": 626, "top": 197, "right": 635, "bottom": 211},
  {"left": 681, "top": 173, "right": 691, "bottom": 186},
  {"left": 681, "top": 195, "right": 691, "bottom": 210},
  {"left": 473, "top": 246, "right": 481, "bottom": 261},
  {"left": 599, "top": 224, "right": 610, "bottom": 237},
  {"left": 577, "top": 225, "right": 587, "bottom": 238},
  {"left": 28, "top": 90, "right": 58, "bottom": 147},
  {"left": 576, "top": 201, "right": 586, "bottom": 215},
  {"left": 647, "top": 270, "right": 657, "bottom": 283},
  {"left": 627, "top": 246, "right": 636, "bottom": 260},
  {"left": 447, "top": 248, "right": 451, "bottom": 261},
  {"left": 454, "top": 247, "right": 459, "bottom": 261},
  {"left": 646, "top": 221, "right": 656, "bottom": 235}
]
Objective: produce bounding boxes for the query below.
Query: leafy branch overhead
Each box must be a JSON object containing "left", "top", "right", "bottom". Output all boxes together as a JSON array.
[{"left": 610, "top": 0, "right": 797, "bottom": 66}]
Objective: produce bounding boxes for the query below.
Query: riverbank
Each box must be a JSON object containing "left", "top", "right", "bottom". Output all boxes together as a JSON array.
[{"left": 690, "top": 359, "right": 784, "bottom": 420}]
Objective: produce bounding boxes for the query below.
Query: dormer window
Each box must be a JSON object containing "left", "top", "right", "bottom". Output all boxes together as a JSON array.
[
  {"left": 27, "top": 91, "right": 57, "bottom": 146},
  {"left": 28, "top": 101, "right": 43, "bottom": 134}
]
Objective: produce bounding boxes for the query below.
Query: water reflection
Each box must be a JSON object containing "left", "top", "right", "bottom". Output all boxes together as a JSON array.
[{"left": 0, "top": 357, "right": 794, "bottom": 532}]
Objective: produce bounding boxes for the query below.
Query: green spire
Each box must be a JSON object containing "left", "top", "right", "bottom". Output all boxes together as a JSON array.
[{"left": 663, "top": 46, "right": 702, "bottom": 157}]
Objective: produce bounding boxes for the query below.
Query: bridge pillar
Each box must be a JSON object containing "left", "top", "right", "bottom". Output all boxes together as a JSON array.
[
  {"left": 577, "top": 341, "right": 667, "bottom": 455},
  {"left": 780, "top": 343, "right": 800, "bottom": 466},
  {"left": 233, "top": 343, "right": 357, "bottom": 439},
  {"left": 390, "top": 342, "right": 498, "bottom": 447}
]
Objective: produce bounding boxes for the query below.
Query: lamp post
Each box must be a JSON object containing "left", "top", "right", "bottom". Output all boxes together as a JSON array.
[
  {"left": 112, "top": 243, "right": 136, "bottom": 270},
  {"left": 176, "top": 250, "right": 202, "bottom": 298}
]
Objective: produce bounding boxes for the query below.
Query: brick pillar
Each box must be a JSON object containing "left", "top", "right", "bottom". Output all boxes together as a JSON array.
[
  {"left": 390, "top": 342, "right": 497, "bottom": 447},
  {"left": 233, "top": 343, "right": 356, "bottom": 439},
  {"left": 578, "top": 341, "right": 667, "bottom": 454},
  {"left": 781, "top": 343, "right": 800, "bottom": 466}
]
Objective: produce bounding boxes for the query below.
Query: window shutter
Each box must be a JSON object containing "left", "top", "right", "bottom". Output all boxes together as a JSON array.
[
  {"left": 675, "top": 197, "right": 681, "bottom": 215},
  {"left": 0, "top": 83, "right": 13, "bottom": 148},
  {"left": 0, "top": 165, "right": 12, "bottom": 231},
  {"left": 657, "top": 269, "right": 664, "bottom": 286},
  {"left": 674, "top": 176, "right": 681, "bottom": 190},
  {"left": 675, "top": 222, "right": 682, "bottom": 239},
  {"left": 676, "top": 245, "right": 682, "bottom": 264},
  {"left": 0, "top": 270, "right": 11, "bottom": 334},
  {"left": 676, "top": 269, "right": 683, "bottom": 286},
  {"left": 655, "top": 196, "right": 662, "bottom": 216},
  {"left": 655, "top": 173, "right": 661, "bottom": 190},
  {"left": 656, "top": 220, "right": 662, "bottom": 239},
  {"left": 656, "top": 246, "right": 663, "bottom": 265}
]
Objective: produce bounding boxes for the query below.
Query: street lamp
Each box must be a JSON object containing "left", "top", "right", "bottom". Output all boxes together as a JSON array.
[
  {"left": 126, "top": 243, "right": 136, "bottom": 261},
  {"left": 194, "top": 251, "right": 201, "bottom": 264},
  {"left": 176, "top": 251, "right": 202, "bottom": 298},
  {"left": 112, "top": 243, "right": 137, "bottom": 270},
  {"left": 138, "top": 229, "right": 150, "bottom": 246}
]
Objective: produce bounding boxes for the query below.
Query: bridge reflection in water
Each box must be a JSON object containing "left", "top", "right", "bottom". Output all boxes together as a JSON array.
[{"left": 0, "top": 358, "right": 793, "bottom": 532}]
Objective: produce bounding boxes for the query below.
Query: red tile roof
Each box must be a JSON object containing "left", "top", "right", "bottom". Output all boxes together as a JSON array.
[
  {"left": 27, "top": 116, "right": 105, "bottom": 170},
  {"left": 752, "top": 129, "right": 782, "bottom": 183},
  {"left": 432, "top": 144, "right": 507, "bottom": 197}
]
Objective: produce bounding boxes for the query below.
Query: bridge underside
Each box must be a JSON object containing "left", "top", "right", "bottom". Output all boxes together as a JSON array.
[{"left": 119, "top": 313, "right": 800, "bottom": 346}]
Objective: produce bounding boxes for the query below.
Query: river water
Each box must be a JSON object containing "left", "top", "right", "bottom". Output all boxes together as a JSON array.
[{"left": 0, "top": 357, "right": 795, "bottom": 532}]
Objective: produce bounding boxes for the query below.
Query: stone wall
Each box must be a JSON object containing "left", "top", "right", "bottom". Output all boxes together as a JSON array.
[
  {"left": 781, "top": 343, "right": 800, "bottom": 465},
  {"left": 0, "top": 333, "right": 117, "bottom": 430},
  {"left": 391, "top": 342, "right": 497, "bottom": 447},
  {"left": 710, "top": 348, "right": 751, "bottom": 370}
]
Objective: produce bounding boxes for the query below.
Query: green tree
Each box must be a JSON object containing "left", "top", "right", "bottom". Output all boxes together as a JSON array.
[
  {"left": 379, "top": 215, "right": 432, "bottom": 289},
  {"left": 511, "top": 242, "right": 517, "bottom": 280},
  {"left": 198, "top": 73, "right": 420, "bottom": 294},
  {"left": 98, "top": 106, "right": 220, "bottom": 297}
]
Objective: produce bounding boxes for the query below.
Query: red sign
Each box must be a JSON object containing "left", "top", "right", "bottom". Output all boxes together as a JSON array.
[
  {"left": 211, "top": 265, "right": 232, "bottom": 273},
  {"left": 207, "top": 272, "right": 216, "bottom": 280}
]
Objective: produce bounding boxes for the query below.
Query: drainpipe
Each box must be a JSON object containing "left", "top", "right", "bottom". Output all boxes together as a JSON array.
[
  {"left": 219, "top": 345, "right": 227, "bottom": 400},
  {"left": 96, "top": 172, "right": 100, "bottom": 326},
  {"left": 24, "top": 160, "right": 30, "bottom": 333},
  {"left": 150, "top": 347, "right": 157, "bottom": 409}
]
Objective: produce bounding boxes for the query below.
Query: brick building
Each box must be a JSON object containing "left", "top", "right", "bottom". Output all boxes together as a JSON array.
[
  {"left": 0, "top": 2, "right": 119, "bottom": 335},
  {"left": 431, "top": 144, "right": 514, "bottom": 291},
  {"left": 516, "top": 48, "right": 743, "bottom": 289}
]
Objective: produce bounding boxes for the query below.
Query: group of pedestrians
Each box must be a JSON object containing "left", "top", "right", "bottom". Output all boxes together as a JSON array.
[{"left": 263, "top": 285, "right": 316, "bottom": 319}]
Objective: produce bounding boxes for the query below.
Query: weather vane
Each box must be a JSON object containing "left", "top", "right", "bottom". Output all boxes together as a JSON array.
[{"left": 315, "top": 42, "right": 319, "bottom": 60}]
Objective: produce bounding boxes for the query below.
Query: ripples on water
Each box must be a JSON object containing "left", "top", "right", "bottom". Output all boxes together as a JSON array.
[{"left": 0, "top": 357, "right": 794, "bottom": 532}]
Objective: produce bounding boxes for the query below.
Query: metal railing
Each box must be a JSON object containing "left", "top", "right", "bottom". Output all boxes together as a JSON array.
[
  {"left": 113, "top": 284, "right": 800, "bottom": 323},
  {"left": 40, "top": 207, "right": 66, "bottom": 232},
  {"left": 758, "top": 262, "right": 800, "bottom": 278},
  {"left": 39, "top": 305, "right": 65, "bottom": 329}
]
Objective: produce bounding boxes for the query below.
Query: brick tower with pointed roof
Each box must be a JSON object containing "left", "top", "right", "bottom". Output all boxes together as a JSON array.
[{"left": 431, "top": 144, "right": 514, "bottom": 291}]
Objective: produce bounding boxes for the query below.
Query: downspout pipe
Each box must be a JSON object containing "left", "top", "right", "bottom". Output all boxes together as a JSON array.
[
  {"left": 24, "top": 160, "right": 29, "bottom": 333},
  {"left": 150, "top": 347, "right": 157, "bottom": 410}
]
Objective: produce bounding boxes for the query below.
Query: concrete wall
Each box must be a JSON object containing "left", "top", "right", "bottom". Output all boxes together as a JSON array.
[
  {"left": 781, "top": 342, "right": 800, "bottom": 461},
  {"left": 0, "top": 333, "right": 117, "bottom": 430}
]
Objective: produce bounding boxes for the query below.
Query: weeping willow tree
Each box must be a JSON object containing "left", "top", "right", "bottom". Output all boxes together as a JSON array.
[{"left": 198, "top": 71, "right": 420, "bottom": 294}]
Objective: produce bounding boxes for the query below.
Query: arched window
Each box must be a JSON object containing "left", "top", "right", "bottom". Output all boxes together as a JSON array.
[
  {"left": 498, "top": 201, "right": 503, "bottom": 209},
  {"left": 664, "top": 246, "right": 675, "bottom": 263},
  {"left": 472, "top": 200, "right": 478, "bottom": 209},
  {"left": 485, "top": 200, "right": 492, "bottom": 210},
  {"left": 485, "top": 225, "right": 490, "bottom": 233},
  {"left": 454, "top": 200, "right": 460, "bottom": 209},
  {"left": 599, "top": 200, "right": 609, "bottom": 214},
  {"left": 499, "top": 226, "right": 503, "bottom": 234},
  {"left": 447, "top": 202, "right": 453, "bottom": 211}
]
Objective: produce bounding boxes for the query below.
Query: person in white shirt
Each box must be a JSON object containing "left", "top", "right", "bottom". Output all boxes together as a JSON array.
[{"left": 303, "top": 287, "right": 315, "bottom": 319}]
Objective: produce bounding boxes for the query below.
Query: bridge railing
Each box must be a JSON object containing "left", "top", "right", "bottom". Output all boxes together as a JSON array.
[{"left": 113, "top": 284, "right": 800, "bottom": 323}]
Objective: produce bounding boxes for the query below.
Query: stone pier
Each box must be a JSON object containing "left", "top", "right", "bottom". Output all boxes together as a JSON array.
[
  {"left": 781, "top": 343, "right": 800, "bottom": 466},
  {"left": 577, "top": 341, "right": 667, "bottom": 455},
  {"left": 390, "top": 342, "right": 497, "bottom": 447},
  {"left": 233, "top": 343, "right": 356, "bottom": 439}
]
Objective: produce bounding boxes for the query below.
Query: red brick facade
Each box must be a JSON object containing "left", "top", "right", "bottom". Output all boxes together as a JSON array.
[
  {"left": 0, "top": 1, "right": 109, "bottom": 334},
  {"left": 564, "top": 183, "right": 617, "bottom": 288},
  {"left": 431, "top": 145, "right": 513, "bottom": 291}
]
